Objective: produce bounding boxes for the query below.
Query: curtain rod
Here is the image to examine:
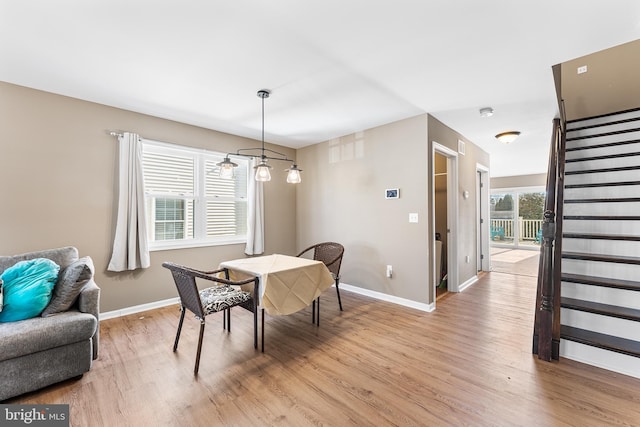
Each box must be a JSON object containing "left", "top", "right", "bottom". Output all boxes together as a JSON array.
[{"left": 108, "top": 130, "right": 124, "bottom": 138}]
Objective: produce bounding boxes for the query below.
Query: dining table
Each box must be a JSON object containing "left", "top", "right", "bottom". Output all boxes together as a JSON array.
[{"left": 219, "top": 253, "right": 335, "bottom": 350}]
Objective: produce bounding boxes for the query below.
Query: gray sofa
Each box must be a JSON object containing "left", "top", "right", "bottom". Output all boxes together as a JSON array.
[{"left": 0, "top": 247, "right": 100, "bottom": 401}]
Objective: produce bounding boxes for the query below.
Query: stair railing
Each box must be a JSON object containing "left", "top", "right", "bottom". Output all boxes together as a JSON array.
[{"left": 533, "top": 115, "right": 566, "bottom": 361}]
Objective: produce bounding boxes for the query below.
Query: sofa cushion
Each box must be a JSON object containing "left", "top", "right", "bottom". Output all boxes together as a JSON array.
[
  {"left": 0, "top": 246, "right": 79, "bottom": 274},
  {"left": 0, "top": 311, "right": 97, "bottom": 362},
  {"left": 42, "top": 256, "right": 94, "bottom": 317},
  {"left": 0, "top": 258, "right": 59, "bottom": 322}
]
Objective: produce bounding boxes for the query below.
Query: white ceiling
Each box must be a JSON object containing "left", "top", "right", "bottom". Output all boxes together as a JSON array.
[{"left": 2, "top": 1, "right": 639, "bottom": 177}]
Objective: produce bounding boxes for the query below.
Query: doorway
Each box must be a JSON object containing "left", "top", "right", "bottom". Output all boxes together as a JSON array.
[
  {"left": 476, "top": 165, "right": 490, "bottom": 272},
  {"left": 432, "top": 142, "right": 459, "bottom": 304}
]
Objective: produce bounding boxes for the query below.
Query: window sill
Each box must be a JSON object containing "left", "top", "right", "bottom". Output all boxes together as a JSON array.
[{"left": 149, "top": 238, "right": 246, "bottom": 252}]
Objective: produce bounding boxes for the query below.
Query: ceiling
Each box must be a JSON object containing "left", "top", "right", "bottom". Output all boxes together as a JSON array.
[{"left": 2, "top": 1, "right": 639, "bottom": 177}]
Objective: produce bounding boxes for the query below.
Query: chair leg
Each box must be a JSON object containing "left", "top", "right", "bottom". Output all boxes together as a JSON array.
[
  {"left": 194, "top": 320, "right": 205, "bottom": 375},
  {"left": 261, "top": 308, "right": 265, "bottom": 353},
  {"left": 312, "top": 300, "right": 316, "bottom": 323},
  {"left": 317, "top": 297, "right": 320, "bottom": 326},
  {"left": 174, "top": 306, "right": 186, "bottom": 352},
  {"left": 223, "top": 308, "right": 227, "bottom": 330},
  {"left": 253, "top": 303, "right": 258, "bottom": 349},
  {"left": 227, "top": 308, "right": 231, "bottom": 332},
  {"left": 335, "top": 279, "right": 343, "bottom": 311}
]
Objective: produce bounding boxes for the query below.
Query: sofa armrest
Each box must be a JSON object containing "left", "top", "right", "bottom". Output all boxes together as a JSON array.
[{"left": 78, "top": 278, "right": 100, "bottom": 360}]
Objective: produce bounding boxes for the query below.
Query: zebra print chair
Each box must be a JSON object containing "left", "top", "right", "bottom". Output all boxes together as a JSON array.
[{"left": 162, "top": 262, "right": 260, "bottom": 375}]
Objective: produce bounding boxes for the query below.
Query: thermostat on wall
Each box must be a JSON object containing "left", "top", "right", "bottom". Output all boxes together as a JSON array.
[{"left": 385, "top": 188, "right": 399, "bottom": 199}]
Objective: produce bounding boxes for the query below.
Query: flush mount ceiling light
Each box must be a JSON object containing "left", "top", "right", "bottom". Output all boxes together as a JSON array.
[
  {"left": 479, "top": 107, "right": 494, "bottom": 118},
  {"left": 495, "top": 131, "right": 521, "bottom": 144},
  {"left": 216, "top": 89, "right": 302, "bottom": 183}
]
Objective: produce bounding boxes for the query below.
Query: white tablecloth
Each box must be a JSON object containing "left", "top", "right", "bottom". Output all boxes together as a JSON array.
[{"left": 219, "top": 254, "right": 334, "bottom": 316}]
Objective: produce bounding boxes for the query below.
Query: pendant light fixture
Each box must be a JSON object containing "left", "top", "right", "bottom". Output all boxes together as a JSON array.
[{"left": 217, "top": 89, "right": 302, "bottom": 183}]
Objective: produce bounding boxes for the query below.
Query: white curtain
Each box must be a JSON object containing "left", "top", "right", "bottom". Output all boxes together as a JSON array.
[
  {"left": 107, "top": 132, "right": 151, "bottom": 271},
  {"left": 245, "top": 158, "right": 265, "bottom": 255}
]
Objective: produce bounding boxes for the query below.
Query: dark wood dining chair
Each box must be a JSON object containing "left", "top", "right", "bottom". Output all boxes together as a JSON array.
[
  {"left": 297, "top": 242, "right": 345, "bottom": 324},
  {"left": 162, "top": 262, "right": 260, "bottom": 375}
]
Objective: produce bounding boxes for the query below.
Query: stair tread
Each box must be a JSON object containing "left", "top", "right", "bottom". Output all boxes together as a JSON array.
[
  {"left": 561, "top": 297, "right": 640, "bottom": 321},
  {"left": 562, "top": 251, "right": 640, "bottom": 265},
  {"left": 565, "top": 165, "right": 640, "bottom": 175},
  {"left": 564, "top": 197, "right": 640, "bottom": 203},
  {"left": 561, "top": 273, "right": 640, "bottom": 291},
  {"left": 560, "top": 325, "right": 640, "bottom": 358},
  {"left": 564, "top": 215, "right": 640, "bottom": 221},
  {"left": 565, "top": 180, "right": 640, "bottom": 189},
  {"left": 563, "top": 233, "right": 640, "bottom": 241}
]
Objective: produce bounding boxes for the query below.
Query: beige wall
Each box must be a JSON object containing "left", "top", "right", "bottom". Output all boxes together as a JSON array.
[
  {"left": 296, "top": 114, "right": 489, "bottom": 304},
  {"left": 561, "top": 39, "right": 640, "bottom": 120},
  {"left": 0, "top": 82, "right": 297, "bottom": 312},
  {"left": 491, "top": 173, "right": 546, "bottom": 190},
  {"left": 296, "top": 115, "right": 430, "bottom": 303}
]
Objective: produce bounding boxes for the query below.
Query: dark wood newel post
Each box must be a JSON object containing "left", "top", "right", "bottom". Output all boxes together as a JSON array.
[{"left": 538, "top": 209, "right": 556, "bottom": 361}]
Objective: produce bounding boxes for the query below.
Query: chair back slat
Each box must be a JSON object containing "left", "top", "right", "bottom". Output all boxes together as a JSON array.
[
  {"left": 164, "top": 263, "right": 206, "bottom": 319},
  {"left": 299, "top": 242, "right": 344, "bottom": 278}
]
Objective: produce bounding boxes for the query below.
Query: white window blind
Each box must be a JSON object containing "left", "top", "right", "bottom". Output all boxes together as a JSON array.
[{"left": 141, "top": 140, "right": 249, "bottom": 250}]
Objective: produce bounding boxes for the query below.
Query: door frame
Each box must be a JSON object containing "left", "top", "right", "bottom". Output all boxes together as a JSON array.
[
  {"left": 476, "top": 163, "right": 490, "bottom": 272},
  {"left": 432, "top": 142, "right": 459, "bottom": 301}
]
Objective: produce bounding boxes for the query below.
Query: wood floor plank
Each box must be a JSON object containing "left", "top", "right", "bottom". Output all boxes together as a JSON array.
[{"left": 7, "top": 271, "right": 640, "bottom": 426}]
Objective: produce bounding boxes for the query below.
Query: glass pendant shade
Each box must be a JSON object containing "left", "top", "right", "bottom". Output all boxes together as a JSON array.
[
  {"left": 286, "top": 165, "right": 302, "bottom": 184},
  {"left": 255, "top": 162, "right": 272, "bottom": 181},
  {"left": 216, "top": 156, "right": 237, "bottom": 179}
]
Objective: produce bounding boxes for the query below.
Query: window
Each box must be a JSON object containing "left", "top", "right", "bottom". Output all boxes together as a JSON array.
[{"left": 141, "top": 140, "right": 249, "bottom": 250}]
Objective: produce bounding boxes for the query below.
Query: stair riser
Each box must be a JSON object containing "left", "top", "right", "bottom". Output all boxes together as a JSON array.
[
  {"left": 566, "top": 129, "right": 640, "bottom": 147},
  {"left": 564, "top": 169, "right": 640, "bottom": 185},
  {"left": 563, "top": 201, "right": 640, "bottom": 216},
  {"left": 565, "top": 156, "right": 640, "bottom": 173},
  {"left": 564, "top": 185, "right": 640, "bottom": 199},
  {"left": 565, "top": 142, "right": 640, "bottom": 161},
  {"left": 560, "top": 340, "right": 640, "bottom": 379},
  {"left": 562, "top": 282, "right": 640, "bottom": 310},
  {"left": 567, "top": 110, "right": 640, "bottom": 130},
  {"left": 563, "top": 219, "right": 640, "bottom": 235},
  {"left": 561, "top": 308, "right": 640, "bottom": 341},
  {"left": 562, "top": 238, "right": 640, "bottom": 258},
  {"left": 567, "top": 121, "right": 640, "bottom": 139},
  {"left": 562, "top": 258, "right": 640, "bottom": 282}
]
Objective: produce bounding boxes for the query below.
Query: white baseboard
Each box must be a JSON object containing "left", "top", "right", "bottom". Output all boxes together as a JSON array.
[
  {"left": 339, "top": 283, "right": 435, "bottom": 312},
  {"left": 101, "top": 283, "right": 437, "bottom": 321},
  {"left": 458, "top": 275, "right": 478, "bottom": 292},
  {"left": 100, "top": 297, "right": 179, "bottom": 321}
]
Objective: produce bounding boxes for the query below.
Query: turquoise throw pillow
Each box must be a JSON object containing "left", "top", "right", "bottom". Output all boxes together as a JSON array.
[{"left": 0, "top": 258, "right": 59, "bottom": 322}]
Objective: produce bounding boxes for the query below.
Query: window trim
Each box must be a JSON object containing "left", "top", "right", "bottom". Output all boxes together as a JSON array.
[{"left": 141, "top": 139, "right": 249, "bottom": 252}]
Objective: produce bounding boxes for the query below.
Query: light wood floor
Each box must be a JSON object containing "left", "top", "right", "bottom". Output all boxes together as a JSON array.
[{"left": 9, "top": 272, "right": 640, "bottom": 426}]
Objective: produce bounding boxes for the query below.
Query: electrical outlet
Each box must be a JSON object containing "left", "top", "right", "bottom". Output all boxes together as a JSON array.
[
  {"left": 409, "top": 213, "right": 419, "bottom": 223},
  {"left": 386, "top": 265, "right": 393, "bottom": 278},
  {"left": 577, "top": 65, "right": 588, "bottom": 74}
]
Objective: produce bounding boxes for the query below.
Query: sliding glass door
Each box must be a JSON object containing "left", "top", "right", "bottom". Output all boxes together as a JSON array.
[{"left": 490, "top": 187, "right": 544, "bottom": 249}]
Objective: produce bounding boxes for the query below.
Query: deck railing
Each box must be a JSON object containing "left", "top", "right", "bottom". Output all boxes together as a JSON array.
[{"left": 490, "top": 218, "right": 543, "bottom": 241}]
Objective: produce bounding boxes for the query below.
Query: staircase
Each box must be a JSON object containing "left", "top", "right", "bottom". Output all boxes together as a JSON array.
[{"left": 559, "top": 108, "right": 640, "bottom": 377}]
